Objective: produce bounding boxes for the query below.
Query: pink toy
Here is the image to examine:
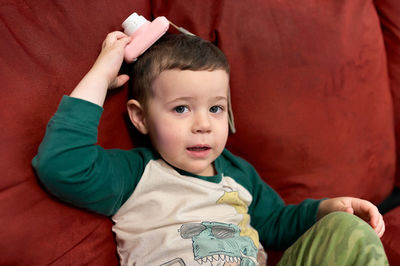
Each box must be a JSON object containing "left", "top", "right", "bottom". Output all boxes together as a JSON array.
[{"left": 122, "top": 12, "right": 169, "bottom": 62}]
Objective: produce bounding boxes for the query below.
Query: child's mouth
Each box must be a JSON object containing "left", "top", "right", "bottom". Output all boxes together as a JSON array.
[
  {"left": 186, "top": 145, "right": 211, "bottom": 158},
  {"left": 187, "top": 146, "right": 211, "bottom": 151}
]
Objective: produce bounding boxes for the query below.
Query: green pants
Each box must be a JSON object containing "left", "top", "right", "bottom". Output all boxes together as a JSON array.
[{"left": 277, "top": 212, "right": 388, "bottom": 266}]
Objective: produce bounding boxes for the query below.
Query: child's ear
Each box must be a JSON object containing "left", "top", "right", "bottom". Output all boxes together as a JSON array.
[{"left": 127, "top": 99, "right": 148, "bottom": 134}]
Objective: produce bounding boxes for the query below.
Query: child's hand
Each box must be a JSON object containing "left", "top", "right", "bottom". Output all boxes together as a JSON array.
[
  {"left": 90, "top": 31, "right": 132, "bottom": 89},
  {"left": 70, "top": 31, "right": 132, "bottom": 106},
  {"left": 317, "top": 197, "right": 385, "bottom": 238}
]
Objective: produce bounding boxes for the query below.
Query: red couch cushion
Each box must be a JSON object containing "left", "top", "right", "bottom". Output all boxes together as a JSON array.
[
  {"left": 0, "top": 1, "right": 149, "bottom": 264},
  {"left": 1, "top": 0, "right": 399, "bottom": 265},
  {"left": 382, "top": 207, "right": 400, "bottom": 265},
  {"left": 154, "top": 0, "right": 395, "bottom": 205},
  {"left": 155, "top": 1, "right": 400, "bottom": 263},
  {"left": 375, "top": 0, "right": 400, "bottom": 188}
]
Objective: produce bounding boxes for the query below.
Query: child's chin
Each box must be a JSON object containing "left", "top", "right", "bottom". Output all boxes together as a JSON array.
[{"left": 189, "top": 165, "right": 215, "bottom": 177}]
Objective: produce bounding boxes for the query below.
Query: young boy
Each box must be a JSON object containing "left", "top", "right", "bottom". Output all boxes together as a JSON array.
[{"left": 33, "top": 31, "right": 388, "bottom": 265}]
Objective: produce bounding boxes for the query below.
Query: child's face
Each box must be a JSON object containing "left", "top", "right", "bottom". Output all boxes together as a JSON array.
[{"left": 145, "top": 69, "right": 230, "bottom": 176}]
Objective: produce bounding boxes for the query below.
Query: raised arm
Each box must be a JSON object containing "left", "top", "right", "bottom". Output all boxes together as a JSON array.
[
  {"left": 70, "top": 31, "right": 131, "bottom": 106},
  {"left": 32, "top": 32, "right": 143, "bottom": 216}
]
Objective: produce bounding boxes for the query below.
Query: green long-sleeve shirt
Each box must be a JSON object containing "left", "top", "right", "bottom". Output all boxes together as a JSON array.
[{"left": 32, "top": 96, "right": 321, "bottom": 265}]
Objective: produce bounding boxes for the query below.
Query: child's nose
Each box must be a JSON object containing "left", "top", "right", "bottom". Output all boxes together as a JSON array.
[{"left": 192, "top": 112, "right": 211, "bottom": 133}]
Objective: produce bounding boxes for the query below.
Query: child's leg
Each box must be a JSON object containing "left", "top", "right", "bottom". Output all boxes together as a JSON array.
[{"left": 277, "top": 211, "right": 388, "bottom": 266}]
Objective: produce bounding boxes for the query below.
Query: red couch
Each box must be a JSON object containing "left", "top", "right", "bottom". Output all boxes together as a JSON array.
[{"left": 1, "top": 0, "right": 399, "bottom": 265}]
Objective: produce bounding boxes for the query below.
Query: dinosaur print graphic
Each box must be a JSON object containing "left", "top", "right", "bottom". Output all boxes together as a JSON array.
[
  {"left": 216, "top": 191, "right": 260, "bottom": 249},
  {"left": 179, "top": 222, "right": 258, "bottom": 266}
]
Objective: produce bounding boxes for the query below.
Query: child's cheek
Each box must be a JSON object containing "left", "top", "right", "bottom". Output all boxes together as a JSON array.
[{"left": 154, "top": 124, "right": 185, "bottom": 153}]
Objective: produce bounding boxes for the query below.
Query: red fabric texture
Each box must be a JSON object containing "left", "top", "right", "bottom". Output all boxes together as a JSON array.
[
  {"left": 375, "top": 0, "right": 400, "bottom": 188},
  {"left": 382, "top": 207, "right": 400, "bottom": 265},
  {"left": 1, "top": 0, "right": 399, "bottom": 265},
  {"left": 157, "top": 0, "right": 396, "bottom": 205},
  {"left": 0, "top": 0, "right": 149, "bottom": 265}
]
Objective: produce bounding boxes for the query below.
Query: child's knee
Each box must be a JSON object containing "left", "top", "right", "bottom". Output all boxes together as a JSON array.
[
  {"left": 306, "top": 212, "right": 387, "bottom": 265},
  {"left": 319, "top": 211, "right": 372, "bottom": 232},
  {"left": 279, "top": 212, "right": 388, "bottom": 265},
  {"left": 317, "top": 211, "right": 383, "bottom": 250}
]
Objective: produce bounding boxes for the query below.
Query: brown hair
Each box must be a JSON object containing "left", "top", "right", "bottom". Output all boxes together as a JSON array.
[
  {"left": 131, "top": 33, "right": 235, "bottom": 133},
  {"left": 132, "top": 34, "right": 229, "bottom": 104}
]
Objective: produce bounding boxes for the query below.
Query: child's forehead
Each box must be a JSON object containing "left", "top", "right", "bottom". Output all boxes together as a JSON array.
[
  {"left": 155, "top": 69, "right": 229, "bottom": 84},
  {"left": 157, "top": 68, "right": 229, "bottom": 78},
  {"left": 152, "top": 69, "right": 230, "bottom": 96}
]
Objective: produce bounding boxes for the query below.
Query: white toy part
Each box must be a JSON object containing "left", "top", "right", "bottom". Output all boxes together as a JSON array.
[
  {"left": 122, "top": 12, "right": 169, "bottom": 62},
  {"left": 122, "top": 13, "right": 150, "bottom": 36}
]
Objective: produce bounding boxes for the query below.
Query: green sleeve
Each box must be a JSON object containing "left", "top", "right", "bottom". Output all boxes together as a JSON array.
[
  {"left": 220, "top": 149, "right": 322, "bottom": 249},
  {"left": 32, "top": 96, "right": 156, "bottom": 216}
]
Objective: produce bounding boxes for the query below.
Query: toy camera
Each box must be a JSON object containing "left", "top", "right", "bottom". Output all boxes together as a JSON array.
[{"left": 122, "top": 12, "right": 169, "bottom": 62}]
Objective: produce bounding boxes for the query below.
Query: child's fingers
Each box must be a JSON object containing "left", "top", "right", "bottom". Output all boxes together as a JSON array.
[
  {"left": 365, "top": 205, "right": 385, "bottom": 238},
  {"left": 379, "top": 218, "right": 385, "bottom": 238},
  {"left": 354, "top": 199, "right": 378, "bottom": 221},
  {"left": 373, "top": 218, "right": 384, "bottom": 238},
  {"left": 115, "top": 35, "right": 132, "bottom": 49},
  {"left": 367, "top": 204, "right": 381, "bottom": 225},
  {"left": 109, "top": 74, "right": 130, "bottom": 89},
  {"left": 102, "top": 31, "right": 129, "bottom": 49},
  {"left": 373, "top": 214, "right": 385, "bottom": 238},
  {"left": 350, "top": 198, "right": 386, "bottom": 237},
  {"left": 344, "top": 207, "right": 354, "bottom": 214}
]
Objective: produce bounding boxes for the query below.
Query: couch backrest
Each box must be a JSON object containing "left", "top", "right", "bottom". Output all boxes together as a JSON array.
[
  {"left": 0, "top": 1, "right": 150, "bottom": 264},
  {"left": 154, "top": 0, "right": 397, "bottom": 204},
  {"left": 1, "top": 0, "right": 399, "bottom": 265}
]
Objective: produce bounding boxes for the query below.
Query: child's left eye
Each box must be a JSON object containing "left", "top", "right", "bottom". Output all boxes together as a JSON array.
[{"left": 209, "top": 106, "right": 223, "bottom": 113}]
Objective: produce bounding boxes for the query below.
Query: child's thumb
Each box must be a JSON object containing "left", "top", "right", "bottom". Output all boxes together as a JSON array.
[
  {"left": 344, "top": 207, "right": 354, "bottom": 214},
  {"left": 109, "top": 74, "right": 130, "bottom": 89}
]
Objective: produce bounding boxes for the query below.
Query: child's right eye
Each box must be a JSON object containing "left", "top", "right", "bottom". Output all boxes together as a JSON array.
[{"left": 174, "top": 106, "right": 189, "bottom": 114}]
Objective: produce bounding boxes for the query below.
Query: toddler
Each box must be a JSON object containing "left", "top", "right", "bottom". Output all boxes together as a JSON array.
[{"left": 33, "top": 31, "right": 388, "bottom": 265}]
